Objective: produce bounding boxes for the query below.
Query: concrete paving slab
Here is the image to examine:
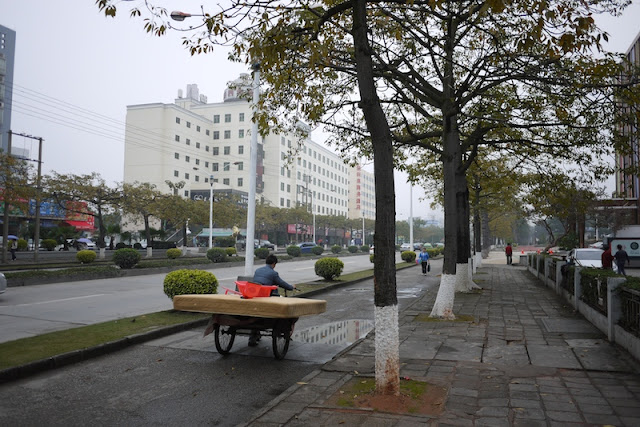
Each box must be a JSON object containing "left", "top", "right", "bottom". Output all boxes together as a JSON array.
[
  {"left": 541, "top": 318, "right": 600, "bottom": 334},
  {"left": 527, "top": 345, "right": 582, "bottom": 369},
  {"left": 435, "top": 339, "right": 483, "bottom": 362},
  {"left": 400, "top": 337, "right": 442, "bottom": 359},
  {"left": 572, "top": 345, "right": 636, "bottom": 372},
  {"left": 483, "top": 345, "right": 530, "bottom": 365}
]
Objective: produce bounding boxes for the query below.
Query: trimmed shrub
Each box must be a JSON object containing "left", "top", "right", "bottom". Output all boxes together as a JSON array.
[
  {"left": 287, "top": 245, "right": 301, "bottom": 257},
  {"left": 216, "top": 236, "right": 236, "bottom": 248},
  {"left": 17, "top": 238, "right": 28, "bottom": 251},
  {"left": 315, "top": 257, "right": 345, "bottom": 280},
  {"left": 311, "top": 245, "right": 324, "bottom": 255},
  {"left": 401, "top": 250, "right": 417, "bottom": 263},
  {"left": 348, "top": 245, "right": 359, "bottom": 253},
  {"left": 41, "top": 239, "right": 57, "bottom": 251},
  {"left": 360, "top": 245, "right": 370, "bottom": 253},
  {"left": 76, "top": 250, "right": 97, "bottom": 264},
  {"left": 370, "top": 254, "right": 375, "bottom": 263},
  {"left": 166, "top": 248, "right": 182, "bottom": 259},
  {"left": 331, "top": 245, "right": 342, "bottom": 254},
  {"left": 133, "top": 242, "right": 143, "bottom": 249},
  {"left": 225, "top": 247, "right": 237, "bottom": 257},
  {"left": 113, "top": 248, "right": 141, "bottom": 269},
  {"left": 255, "top": 247, "right": 270, "bottom": 259},
  {"left": 206, "top": 247, "right": 228, "bottom": 263},
  {"left": 163, "top": 269, "right": 218, "bottom": 300}
]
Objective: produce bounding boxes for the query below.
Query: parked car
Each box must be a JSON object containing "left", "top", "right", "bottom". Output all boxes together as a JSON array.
[
  {"left": 588, "top": 241, "right": 604, "bottom": 249},
  {"left": 255, "top": 239, "right": 275, "bottom": 250},
  {"left": 567, "top": 248, "right": 604, "bottom": 268},
  {"left": 0, "top": 272, "right": 6, "bottom": 294},
  {"left": 400, "top": 243, "right": 412, "bottom": 250},
  {"left": 297, "top": 242, "right": 316, "bottom": 253}
]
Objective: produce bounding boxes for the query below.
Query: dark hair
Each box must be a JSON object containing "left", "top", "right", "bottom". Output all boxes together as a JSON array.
[
  {"left": 265, "top": 254, "right": 278, "bottom": 265},
  {"left": 617, "top": 244, "right": 623, "bottom": 250}
]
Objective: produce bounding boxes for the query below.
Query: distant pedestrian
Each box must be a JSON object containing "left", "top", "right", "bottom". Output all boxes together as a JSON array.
[
  {"left": 505, "top": 243, "right": 513, "bottom": 265},
  {"left": 601, "top": 245, "right": 614, "bottom": 270},
  {"left": 614, "top": 244, "right": 630, "bottom": 276},
  {"left": 417, "top": 247, "right": 430, "bottom": 275},
  {"left": 9, "top": 239, "right": 17, "bottom": 261}
]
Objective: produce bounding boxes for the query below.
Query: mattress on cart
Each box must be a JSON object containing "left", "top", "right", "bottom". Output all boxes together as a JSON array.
[{"left": 173, "top": 294, "right": 326, "bottom": 318}]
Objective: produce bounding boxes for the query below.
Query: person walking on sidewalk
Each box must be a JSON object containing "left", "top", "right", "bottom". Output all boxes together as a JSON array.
[
  {"left": 505, "top": 243, "right": 513, "bottom": 265},
  {"left": 602, "top": 244, "right": 614, "bottom": 270},
  {"left": 417, "top": 247, "right": 430, "bottom": 276},
  {"left": 614, "top": 244, "right": 630, "bottom": 276}
]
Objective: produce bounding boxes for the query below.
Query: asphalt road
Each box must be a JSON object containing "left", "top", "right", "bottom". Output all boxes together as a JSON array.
[
  {"left": 0, "top": 253, "right": 402, "bottom": 344},
  {"left": 0, "top": 260, "right": 442, "bottom": 426}
]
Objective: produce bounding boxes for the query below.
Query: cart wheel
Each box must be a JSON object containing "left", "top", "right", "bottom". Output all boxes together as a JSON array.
[
  {"left": 272, "top": 320, "right": 292, "bottom": 360},
  {"left": 214, "top": 324, "right": 236, "bottom": 355}
]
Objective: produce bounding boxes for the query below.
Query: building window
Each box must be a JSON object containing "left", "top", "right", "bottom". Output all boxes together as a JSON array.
[
  {"left": 196, "top": 125, "right": 201, "bottom": 132},
  {"left": 238, "top": 129, "right": 244, "bottom": 138},
  {"left": 205, "top": 177, "right": 209, "bottom": 183},
  {"left": 195, "top": 159, "right": 200, "bottom": 165},
  {"left": 223, "top": 162, "right": 230, "bottom": 171},
  {"left": 223, "top": 178, "right": 230, "bottom": 185},
  {"left": 176, "top": 117, "right": 181, "bottom": 124},
  {"left": 186, "top": 121, "right": 191, "bottom": 128},
  {"left": 174, "top": 152, "right": 179, "bottom": 159},
  {"left": 238, "top": 178, "right": 243, "bottom": 187},
  {"left": 239, "top": 113, "right": 245, "bottom": 122},
  {"left": 224, "top": 130, "right": 231, "bottom": 139},
  {"left": 225, "top": 113, "right": 231, "bottom": 123},
  {"left": 213, "top": 131, "right": 220, "bottom": 140},
  {"left": 185, "top": 156, "right": 190, "bottom": 162},
  {"left": 281, "top": 137, "right": 285, "bottom": 146},
  {"left": 186, "top": 138, "right": 191, "bottom": 146},
  {"left": 213, "top": 115, "right": 220, "bottom": 123},
  {"left": 185, "top": 173, "right": 190, "bottom": 179},
  {"left": 280, "top": 197, "right": 284, "bottom": 206},
  {"left": 224, "top": 146, "right": 230, "bottom": 155},
  {"left": 174, "top": 170, "right": 179, "bottom": 177},
  {"left": 238, "top": 145, "right": 244, "bottom": 154},
  {"left": 281, "top": 182, "right": 285, "bottom": 191},
  {"left": 205, "top": 161, "right": 209, "bottom": 168},
  {"left": 287, "top": 184, "right": 291, "bottom": 193},
  {"left": 206, "top": 129, "right": 210, "bottom": 136},
  {"left": 196, "top": 142, "right": 200, "bottom": 149},
  {"left": 287, "top": 199, "right": 291, "bottom": 207},
  {"left": 175, "top": 135, "right": 180, "bottom": 142},
  {"left": 195, "top": 176, "right": 200, "bottom": 182},
  {"left": 213, "top": 163, "right": 219, "bottom": 171},
  {"left": 206, "top": 145, "right": 210, "bottom": 152},
  {"left": 237, "top": 162, "right": 243, "bottom": 170},
  {"left": 213, "top": 147, "right": 219, "bottom": 155}
]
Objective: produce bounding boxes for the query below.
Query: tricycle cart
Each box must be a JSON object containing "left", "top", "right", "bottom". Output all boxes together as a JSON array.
[{"left": 173, "top": 282, "right": 327, "bottom": 360}]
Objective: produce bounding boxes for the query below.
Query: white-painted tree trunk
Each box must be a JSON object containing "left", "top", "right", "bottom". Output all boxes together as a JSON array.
[
  {"left": 430, "top": 274, "right": 456, "bottom": 319},
  {"left": 455, "top": 261, "right": 481, "bottom": 292},
  {"left": 375, "top": 304, "right": 400, "bottom": 395}
]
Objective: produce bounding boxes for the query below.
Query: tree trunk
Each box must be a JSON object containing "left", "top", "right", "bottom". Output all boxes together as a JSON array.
[
  {"left": 353, "top": 0, "right": 399, "bottom": 395},
  {"left": 481, "top": 210, "right": 491, "bottom": 258},
  {"left": 455, "top": 173, "right": 479, "bottom": 292}
]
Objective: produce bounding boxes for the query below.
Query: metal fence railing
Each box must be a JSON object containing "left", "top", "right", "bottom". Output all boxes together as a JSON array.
[{"left": 620, "top": 287, "right": 640, "bottom": 337}]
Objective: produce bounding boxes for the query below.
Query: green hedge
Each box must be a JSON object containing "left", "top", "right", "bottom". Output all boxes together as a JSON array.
[
  {"left": 287, "top": 245, "right": 301, "bottom": 257},
  {"left": 255, "top": 247, "right": 270, "bottom": 259},
  {"left": 347, "top": 245, "right": 359, "bottom": 253},
  {"left": 225, "top": 247, "right": 237, "bottom": 257},
  {"left": 166, "top": 248, "right": 182, "bottom": 259},
  {"left": 113, "top": 248, "right": 141, "bottom": 269},
  {"left": 41, "top": 239, "right": 58, "bottom": 251},
  {"left": 206, "top": 247, "right": 228, "bottom": 263},
  {"left": 331, "top": 245, "right": 342, "bottom": 254},
  {"left": 401, "top": 250, "right": 416, "bottom": 263},
  {"left": 360, "top": 245, "right": 370, "bottom": 253},
  {"left": 76, "top": 250, "right": 97, "bottom": 264},
  {"left": 311, "top": 246, "right": 324, "bottom": 255},
  {"left": 315, "top": 258, "right": 344, "bottom": 281},
  {"left": 163, "top": 269, "right": 218, "bottom": 300}
]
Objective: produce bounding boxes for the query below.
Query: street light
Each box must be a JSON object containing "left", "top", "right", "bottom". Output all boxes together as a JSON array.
[
  {"left": 170, "top": 11, "right": 260, "bottom": 276},
  {"left": 209, "top": 174, "right": 214, "bottom": 249}
]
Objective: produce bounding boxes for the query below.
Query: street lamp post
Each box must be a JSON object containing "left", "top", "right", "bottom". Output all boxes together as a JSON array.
[
  {"left": 209, "top": 174, "right": 214, "bottom": 249},
  {"left": 362, "top": 211, "right": 365, "bottom": 246}
]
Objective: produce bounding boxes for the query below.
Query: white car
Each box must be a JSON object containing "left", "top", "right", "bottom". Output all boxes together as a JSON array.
[
  {"left": 400, "top": 243, "right": 411, "bottom": 250},
  {"left": 567, "top": 248, "right": 604, "bottom": 268},
  {"left": 0, "top": 272, "right": 6, "bottom": 294}
]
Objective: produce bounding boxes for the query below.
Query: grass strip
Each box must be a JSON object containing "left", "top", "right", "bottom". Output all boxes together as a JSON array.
[{"left": 0, "top": 311, "right": 208, "bottom": 370}]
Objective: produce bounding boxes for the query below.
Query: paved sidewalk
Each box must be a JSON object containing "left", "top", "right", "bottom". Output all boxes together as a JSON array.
[{"left": 245, "top": 263, "right": 640, "bottom": 426}]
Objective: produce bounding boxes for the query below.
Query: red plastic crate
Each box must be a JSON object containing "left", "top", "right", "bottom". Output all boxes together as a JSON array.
[{"left": 234, "top": 281, "right": 277, "bottom": 299}]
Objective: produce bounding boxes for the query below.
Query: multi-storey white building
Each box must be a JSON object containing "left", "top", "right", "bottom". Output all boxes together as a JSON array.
[
  {"left": 124, "top": 80, "right": 360, "bottom": 219},
  {"left": 348, "top": 165, "right": 376, "bottom": 220}
]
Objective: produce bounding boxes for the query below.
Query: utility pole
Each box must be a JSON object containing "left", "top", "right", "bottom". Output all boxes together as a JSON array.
[{"left": 2, "top": 131, "right": 11, "bottom": 263}]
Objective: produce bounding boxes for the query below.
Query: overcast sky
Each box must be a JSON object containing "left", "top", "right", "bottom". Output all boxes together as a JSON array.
[{"left": 2, "top": 0, "right": 639, "bottom": 224}]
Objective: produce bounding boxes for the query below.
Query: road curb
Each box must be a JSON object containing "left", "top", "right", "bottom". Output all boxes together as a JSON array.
[{"left": 0, "top": 317, "right": 209, "bottom": 384}]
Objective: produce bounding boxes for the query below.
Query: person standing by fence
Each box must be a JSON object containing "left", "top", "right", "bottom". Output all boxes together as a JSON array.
[{"left": 614, "top": 244, "right": 630, "bottom": 276}]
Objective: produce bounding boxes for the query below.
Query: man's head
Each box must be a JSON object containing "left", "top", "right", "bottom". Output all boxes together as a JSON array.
[
  {"left": 422, "top": 247, "right": 427, "bottom": 252},
  {"left": 265, "top": 254, "right": 278, "bottom": 266},
  {"left": 618, "top": 244, "right": 623, "bottom": 250}
]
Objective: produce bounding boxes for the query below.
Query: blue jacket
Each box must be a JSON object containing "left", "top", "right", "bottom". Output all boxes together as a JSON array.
[
  {"left": 252, "top": 265, "right": 294, "bottom": 296},
  {"left": 417, "top": 251, "right": 430, "bottom": 263}
]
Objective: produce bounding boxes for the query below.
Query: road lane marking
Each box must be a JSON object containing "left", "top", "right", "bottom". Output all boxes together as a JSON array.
[{"left": 7, "top": 294, "right": 107, "bottom": 307}]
